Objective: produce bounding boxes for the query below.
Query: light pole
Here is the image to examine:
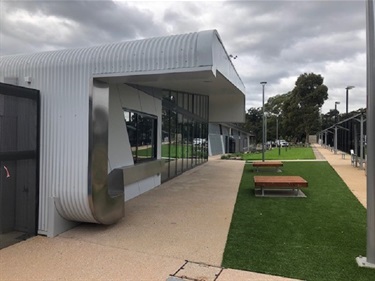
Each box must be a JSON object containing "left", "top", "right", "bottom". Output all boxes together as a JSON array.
[
  {"left": 345, "top": 86, "right": 355, "bottom": 114},
  {"left": 260, "top": 81, "right": 267, "bottom": 162},
  {"left": 335, "top": 101, "right": 340, "bottom": 123},
  {"left": 276, "top": 114, "right": 281, "bottom": 156},
  {"left": 345, "top": 86, "right": 354, "bottom": 155},
  {"left": 265, "top": 113, "right": 268, "bottom": 149}
]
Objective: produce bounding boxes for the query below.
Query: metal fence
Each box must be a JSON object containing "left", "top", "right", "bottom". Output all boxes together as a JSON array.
[{"left": 319, "top": 112, "right": 367, "bottom": 168}]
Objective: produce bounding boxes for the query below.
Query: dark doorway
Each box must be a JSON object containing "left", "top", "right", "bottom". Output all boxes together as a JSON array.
[
  {"left": 0, "top": 83, "right": 40, "bottom": 249},
  {"left": 225, "top": 136, "right": 236, "bottom": 153}
]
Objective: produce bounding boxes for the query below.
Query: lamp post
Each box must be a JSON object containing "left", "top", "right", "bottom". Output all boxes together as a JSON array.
[
  {"left": 276, "top": 114, "right": 281, "bottom": 156},
  {"left": 265, "top": 113, "right": 268, "bottom": 150},
  {"left": 345, "top": 86, "right": 354, "bottom": 155},
  {"left": 334, "top": 101, "right": 340, "bottom": 155},
  {"left": 260, "top": 81, "right": 267, "bottom": 162},
  {"left": 335, "top": 101, "right": 340, "bottom": 123},
  {"left": 345, "top": 86, "right": 355, "bottom": 114}
]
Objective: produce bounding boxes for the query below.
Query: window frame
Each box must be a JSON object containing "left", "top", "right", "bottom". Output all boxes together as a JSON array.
[{"left": 124, "top": 108, "right": 158, "bottom": 164}]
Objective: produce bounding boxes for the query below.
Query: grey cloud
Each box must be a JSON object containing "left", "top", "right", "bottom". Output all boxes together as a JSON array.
[
  {"left": 280, "top": 32, "right": 365, "bottom": 65},
  {"left": 219, "top": 1, "right": 366, "bottom": 112},
  {"left": 0, "top": 0, "right": 166, "bottom": 55},
  {"left": 222, "top": 0, "right": 365, "bottom": 59},
  {"left": 162, "top": 2, "right": 204, "bottom": 34}
]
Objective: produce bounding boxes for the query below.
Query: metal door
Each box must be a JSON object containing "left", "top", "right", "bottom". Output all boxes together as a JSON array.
[{"left": 0, "top": 83, "right": 40, "bottom": 244}]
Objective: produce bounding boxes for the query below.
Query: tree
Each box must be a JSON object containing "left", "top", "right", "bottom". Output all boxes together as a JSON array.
[
  {"left": 265, "top": 93, "right": 289, "bottom": 115},
  {"left": 264, "top": 92, "right": 290, "bottom": 141},
  {"left": 244, "top": 107, "right": 263, "bottom": 143},
  {"left": 322, "top": 109, "right": 338, "bottom": 129},
  {"left": 283, "top": 73, "right": 328, "bottom": 144}
]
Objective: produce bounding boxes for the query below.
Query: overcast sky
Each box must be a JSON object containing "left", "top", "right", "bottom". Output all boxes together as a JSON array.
[{"left": 0, "top": 0, "right": 367, "bottom": 113}]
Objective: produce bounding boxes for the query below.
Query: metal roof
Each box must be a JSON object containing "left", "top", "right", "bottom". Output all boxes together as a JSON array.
[{"left": 0, "top": 30, "right": 245, "bottom": 94}]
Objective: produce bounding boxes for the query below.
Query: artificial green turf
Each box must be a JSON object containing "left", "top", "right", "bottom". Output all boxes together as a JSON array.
[
  {"left": 222, "top": 162, "right": 375, "bottom": 281},
  {"left": 242, "top": 147, "right": 315, "bottom": 161}
]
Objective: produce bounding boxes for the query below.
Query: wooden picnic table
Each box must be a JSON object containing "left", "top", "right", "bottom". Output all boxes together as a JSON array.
[
  {"left": 252, "top": 161, "right": 283, "bottom": 172},
  {"left": 254, "top": 175, "right": 308, "bottom": 196}
]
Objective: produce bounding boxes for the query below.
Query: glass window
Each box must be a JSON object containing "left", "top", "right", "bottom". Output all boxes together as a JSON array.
[
  {"left": 169, "top": 110, "right": 177, "bottom": 178},
  {"left": 162, "top": 90, "right": 170, "bottom": 102},
  {"left": 161, "top": 108, "right": 170, "bottom": 182},
  {"left": 193, "top": 96, "right": 198, "bottom": 115},
  {"left": 160, "top": 90, "right": 209, "bottom": 183},
  {"left": 178, "top": 92, "right": 184, "bottom": 109},
  {"left": 186, "top": 119, "right": 193, "bottom": 169},
  {"left": 188, "top": 94, "right": 193, "bottom": 112},
  {"left": 124, "top": 109, "right": 157, "bottom": 164},
  {"left": 182, "top": 117, "right": 189, "bottom": 172},
  {"left": 184, "top": 94, "right": 189, "bottom": 111},
  {"left": 176, "top": 113, "right": 183, "bottom": 175},
  {"left": 170, "top": 91, "right": 177, "bottom": 104},
  {"left": 203, "top": 123, "right": 208, "bottom": 160}
]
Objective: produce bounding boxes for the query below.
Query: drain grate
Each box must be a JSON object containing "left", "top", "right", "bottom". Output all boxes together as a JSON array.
[{"left": 168, "top": 260, "right": 224, "bottom": 281}]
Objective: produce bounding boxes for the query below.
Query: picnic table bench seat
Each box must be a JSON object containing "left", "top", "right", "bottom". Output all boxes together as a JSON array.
[
  {"left": 254, "top": 175, "right": 308, "bottom": 196},
  {"left": 252, "top": 161, "right": 283, "bottom": 172}
]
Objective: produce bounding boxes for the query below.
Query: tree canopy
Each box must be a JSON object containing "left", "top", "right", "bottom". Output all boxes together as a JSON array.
[
  {"left": 287, "top": 73, "right": 328, "bottom": 142},
  {"left": 245, "top": 72, "right": 328, "bottom": 144},
  {"left": 244, "top": 107, "right": 263, "bottom": 143}
]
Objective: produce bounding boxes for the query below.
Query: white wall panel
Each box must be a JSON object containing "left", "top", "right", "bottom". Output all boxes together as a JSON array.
[
  {"left": 124, "top": 175, "right": 160, "bottom": 202},
  {"left": 209, "top": 93, "right": 245, "bottom": 123},
  {"left": 109, "top": 84, "right": 162, "bottom": 163},
  {"left": 108, "top": 85, "right": 134, "bottom": 170},
  {"left": 108, "top": 84, "right": 162, "bottom": 198},
  {"left": 211, "top": 32, "right": 245, "bottom": 93}
]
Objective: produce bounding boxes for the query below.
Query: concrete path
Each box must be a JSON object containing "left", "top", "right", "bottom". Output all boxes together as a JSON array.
[
  {"left": 312, "top": 144, "right": 367, "bottom": 207},
  {"left": 0, "top": 159, "right": 297, "bottom": 281}
]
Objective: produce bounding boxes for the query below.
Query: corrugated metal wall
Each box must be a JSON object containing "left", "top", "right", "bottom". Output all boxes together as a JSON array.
[{"left": 0, "top": 31, "right": 214, "bottom": 234}]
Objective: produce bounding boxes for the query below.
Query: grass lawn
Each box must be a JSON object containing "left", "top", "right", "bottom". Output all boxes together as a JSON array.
[
  {"left": 222, "top": 162, "right": 375, "bottom": 281},
  {"left": 242, "top": 147, "right": 315, "bottom": 161}
]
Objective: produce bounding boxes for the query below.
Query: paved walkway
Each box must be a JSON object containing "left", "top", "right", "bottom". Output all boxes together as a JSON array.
[
  {"left": 312, "top": 144, "right": 367, "bottom": 207},
  {"left": 0, "top": 146, "right": 366, "bottom": 281}
]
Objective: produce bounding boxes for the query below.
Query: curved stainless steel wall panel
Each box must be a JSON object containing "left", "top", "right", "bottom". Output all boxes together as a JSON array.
[{"left": 89, "top": 80, "right": 124, "bottom": 224}]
